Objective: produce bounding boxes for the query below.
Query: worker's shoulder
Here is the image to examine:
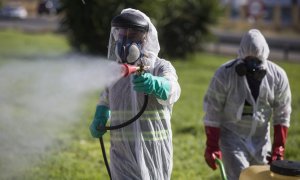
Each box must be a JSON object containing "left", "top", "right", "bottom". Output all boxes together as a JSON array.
[
  {"left": 154, "top": 57, "right": 174, "bottom": 67},
  {"left": 155, "top": 57, "right": 170, "bottom": 63},
  {"left": 266, "top": 60, "right": 289, "bottom": 79},
  {"left": 266, "top": 60, "right": 284, "bottom": 70},
  {"left": 266, "top": 60, "right": 287, "bottom": 74},
  {"left": 216, "top": 59, "right": 238, "bottom": 73}
]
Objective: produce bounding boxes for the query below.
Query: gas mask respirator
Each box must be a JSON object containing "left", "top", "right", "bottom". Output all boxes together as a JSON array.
[
  {"left": 115, "top": 38, "right": 143, "bottom": 64},
  {"left": 235, "top": 56, "right": 267, "bottom": 81}
]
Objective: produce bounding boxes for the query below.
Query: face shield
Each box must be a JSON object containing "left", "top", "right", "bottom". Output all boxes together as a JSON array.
[
  {"left": 107, "top": 12, "right": 149, "bottom": 65},
  {"left": 108, "top": 27, "right": 147, "bottom": 64}
]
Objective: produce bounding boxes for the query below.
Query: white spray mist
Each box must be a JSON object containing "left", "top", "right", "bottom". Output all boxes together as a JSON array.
[{"left": 0, "top": 54, "right": 123, "bottom": 179}]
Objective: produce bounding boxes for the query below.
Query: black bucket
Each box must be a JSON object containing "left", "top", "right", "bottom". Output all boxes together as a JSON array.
[{"left": 270, "top": 160, "right": 300, "bottom": 177}]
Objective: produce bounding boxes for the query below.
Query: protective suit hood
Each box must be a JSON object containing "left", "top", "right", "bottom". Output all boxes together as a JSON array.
[
  {"left": 108, "top": 8, "right": 160, "bottom": 69},
  {"left": 237, "top": 29, "right": 269, "bottom": 65},
  {"left": 204, "top": 30, "right": 291, "bottom": 180}
]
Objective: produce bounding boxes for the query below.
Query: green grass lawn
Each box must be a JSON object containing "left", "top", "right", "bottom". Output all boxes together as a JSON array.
[
  {"left": 1, "top": 30, "right": 299, "bottom": 180},
  {"left": 0, "top": 29, "right": 70, "bottom": 60}
]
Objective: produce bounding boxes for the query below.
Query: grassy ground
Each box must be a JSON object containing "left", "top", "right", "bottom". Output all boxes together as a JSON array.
[
  {"left": 0, "top": 29, "right": 70, "bottom": 59},
  {"left": 1, "top": 30, "right": 300, "bottom": 180}
]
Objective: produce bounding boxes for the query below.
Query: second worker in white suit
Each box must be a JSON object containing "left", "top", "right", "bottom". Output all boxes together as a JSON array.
[{"left": 202, "top": 29, "right": 291, "bottom": 180}]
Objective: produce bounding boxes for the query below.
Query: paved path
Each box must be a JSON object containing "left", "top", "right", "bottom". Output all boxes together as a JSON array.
[
  {"left": 204, "top": 42, "right": 300, "bottom": 62},
  {"left": 208, "top": 29, "right": 300, "bottom": 62}
]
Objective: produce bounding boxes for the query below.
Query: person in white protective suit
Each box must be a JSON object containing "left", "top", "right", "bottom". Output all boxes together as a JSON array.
[
  {"left": 202, "top": 29, "right": 291, "bottom": 180},
  {"left": 89, "top": 8, "right": 181, "bottom": 180}
]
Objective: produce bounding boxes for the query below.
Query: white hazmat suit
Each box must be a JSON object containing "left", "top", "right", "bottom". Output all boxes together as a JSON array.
[
  {"left": 203, "top": 29, "right": 291, "bottom": 180},
  {"left": 99, "top": 8, "right": 181, "bottom": 180}
]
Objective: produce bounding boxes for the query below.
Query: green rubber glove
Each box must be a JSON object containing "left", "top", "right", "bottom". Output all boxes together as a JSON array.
[
  {"left": 133, "top": 73, "right": 170, "bottom": 100},
  {"left": 89, "top": 105, "right": 110, "bottom": 138}
]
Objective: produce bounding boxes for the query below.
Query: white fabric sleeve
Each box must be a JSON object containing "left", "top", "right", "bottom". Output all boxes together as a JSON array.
[
  {"left": 156, "top": 61, "right": 181, "bottom": 105},
  {"left": 203, "top": 68, "right": 227, "bottom": 127},
  {"left": 273, "top": 68, "right": 292, "bottom": 127}
]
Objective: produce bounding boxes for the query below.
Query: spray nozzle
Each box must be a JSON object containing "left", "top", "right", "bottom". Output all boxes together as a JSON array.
[{"left": 121, "top": 63, "right": 150, "bottom": 77}]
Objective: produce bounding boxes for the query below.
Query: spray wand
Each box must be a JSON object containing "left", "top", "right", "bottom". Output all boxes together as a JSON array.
[
  {"left": 121, "top": 63, "right": 150, "bottom": 77},
  {"left": 99, "top": 63, "right": 149, "bottom": 179}
]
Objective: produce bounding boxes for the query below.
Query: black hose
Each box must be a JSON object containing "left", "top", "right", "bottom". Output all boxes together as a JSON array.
[
  {"left": 99, "top": 94, "right": 149, "bottom": 180},
  {"left": 105, "top": 94, "right": 149, "bottom": 130},
  {"left": 99, "top": 137, "right": 111, "bottom": 179}
]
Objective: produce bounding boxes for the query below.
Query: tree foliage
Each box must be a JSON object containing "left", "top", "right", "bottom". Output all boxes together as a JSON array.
[
  {"left": 155, "top": 0, "right": 222, "bottom": 57},
  {"left": 59, "top": 0, "right": 222, "bottom": 58}
]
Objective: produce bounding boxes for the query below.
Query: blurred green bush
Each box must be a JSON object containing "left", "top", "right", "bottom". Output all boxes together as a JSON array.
[{"left": 59, "top": 0, "right": 222, "bottom": 58}]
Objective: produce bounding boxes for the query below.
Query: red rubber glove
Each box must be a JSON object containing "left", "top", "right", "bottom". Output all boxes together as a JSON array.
[
  {"left": 268, "top": 125, "right": 288, "bottom": 163},
  {"left": 204, "top": 126, "right": 222, "bottom": 170}
]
